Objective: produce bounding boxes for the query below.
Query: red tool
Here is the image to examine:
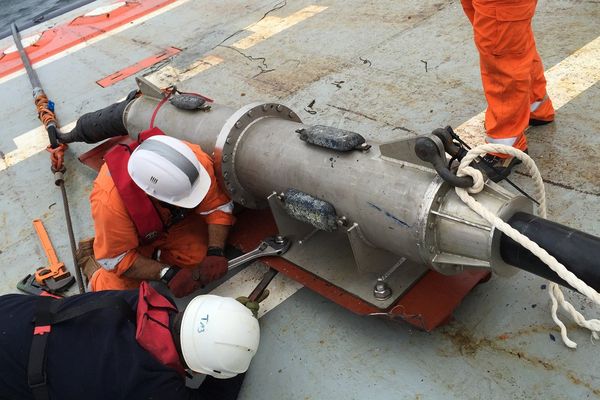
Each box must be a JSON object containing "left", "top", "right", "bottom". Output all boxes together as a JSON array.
[{"left": 32, "top": 219, "right": 75, "bottom": 292}]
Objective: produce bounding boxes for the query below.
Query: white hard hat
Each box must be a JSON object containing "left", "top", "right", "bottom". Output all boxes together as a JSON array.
[
  {"left": 180, "top": 295, "right": 260, "bottom": 379},
  {"left": 127, "top": 135, "right": 211, "bottom": 208}
]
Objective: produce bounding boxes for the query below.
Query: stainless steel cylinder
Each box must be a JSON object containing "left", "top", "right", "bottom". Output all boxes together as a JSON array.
[{"left": 124, "top": 92, "right": 532, "bottom": 276}]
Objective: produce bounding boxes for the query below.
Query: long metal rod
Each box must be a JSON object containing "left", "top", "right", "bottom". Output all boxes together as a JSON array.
[
  {"left": 59, "top": 180, "right": 85, "bottom": 293},
  {"left": 248, "top": 269, "right": 279, "bottom": 302},
  {"left": 10, "top": 23, "right": 42, "bottom": 93},
  {"left": 11, "top": 22, "right": 84, "bottom": 293}
]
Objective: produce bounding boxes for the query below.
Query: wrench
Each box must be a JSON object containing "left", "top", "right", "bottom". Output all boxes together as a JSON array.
[{"left": 228, "top": 236, "right": 291, "bottom": 270}]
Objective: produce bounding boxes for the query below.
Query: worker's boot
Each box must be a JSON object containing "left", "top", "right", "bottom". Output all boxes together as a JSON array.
[
  {"left": 76, "top": 237, "right": 101, "bottom": 284},
  {"left": 529, "top": 95, "right": 555, "bottom": 126}
]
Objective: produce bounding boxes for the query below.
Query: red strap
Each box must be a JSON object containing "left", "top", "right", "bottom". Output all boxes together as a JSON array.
[
  {"left": 40, "top": 291, "right": 61, "bottom": 299},
  {"left": 104, "top": 144, "right": 164, "bottom": 244},
  {"left": 135, "top": 282, "right": 186, "bottom": 376},
  {"left": 149, "top": 90, "right": 214, "bottom": 129},
  {"left": 34, "top": 325, "right": 51, "bottom": 335},
  {"left": 138, "top": 126, "right": 165, "bottom": 143}
]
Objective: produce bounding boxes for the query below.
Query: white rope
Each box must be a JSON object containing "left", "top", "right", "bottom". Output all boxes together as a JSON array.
[{"left": 455, "top": 143, "right": 600, "bottom": 348}]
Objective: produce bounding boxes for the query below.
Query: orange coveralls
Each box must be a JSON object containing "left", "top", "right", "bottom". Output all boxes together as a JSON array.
[
  {"left": 89, "top": 142, "right": 235, "bottom": 291},
  {"left": 461, "top": 0, "right": 555, "bottom": 151}
]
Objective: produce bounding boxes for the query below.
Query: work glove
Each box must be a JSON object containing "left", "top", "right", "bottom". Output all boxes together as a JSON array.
[
  {"left": 167, "top": 267, "right": 203, "bottom": 298},
  {"left": 236, "top": 289, "right": 270, "bottom": 318},
  {"left": 197, "top": 247, "right": 228, "bottom": 284}
]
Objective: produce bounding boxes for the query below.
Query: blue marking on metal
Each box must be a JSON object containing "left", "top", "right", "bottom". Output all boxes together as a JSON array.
[{"left": 367, "top": 202, "right": 410, "bottom": 228}]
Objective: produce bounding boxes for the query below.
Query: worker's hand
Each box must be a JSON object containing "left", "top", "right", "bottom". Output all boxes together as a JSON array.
[
  {"left": 168, "top": 268, "right": 202, "bottom": 298},
  {"left": 197, "top": 255, "right": 228, "bottom": 284}
]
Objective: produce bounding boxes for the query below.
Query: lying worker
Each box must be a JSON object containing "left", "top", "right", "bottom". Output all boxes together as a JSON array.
[
  {"left": 85, "top": 130, "right": 235, "bottom": 297},
  {"left": 0, "top": 281, "right": 260, "bottom": 400}
]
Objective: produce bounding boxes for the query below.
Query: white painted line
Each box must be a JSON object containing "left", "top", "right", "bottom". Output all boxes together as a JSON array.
[
  {"left": 455, "top": 35, "right": 600, "bottom": 147},
  {"left": 145, "top": 55, "right": 224, "bottom": 87},
  {"left": 146, "top": 5, "right": 328, "bottom": 86},
  {"left": 3, "top": 34, "right": 41, "bottom": 55},
  {"left": 232, "top": 5, "right": 328, "bottom": 50},
  {"left": 210, "top": 263, "right": 303, "bottom": 318},
  {"left": 0, "top": 0, "right": 192, "bottom": 85},
  {"left": 84, "top": 2, "right": 126, "bottom": 17},
  {"left": 0, "top": 121, "right": 75, "bottom": 172}
]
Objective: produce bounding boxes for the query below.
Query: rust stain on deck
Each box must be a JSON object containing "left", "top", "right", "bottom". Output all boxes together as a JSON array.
[{"left": 440, "top": 323, "right": 600, "bottom": 397}]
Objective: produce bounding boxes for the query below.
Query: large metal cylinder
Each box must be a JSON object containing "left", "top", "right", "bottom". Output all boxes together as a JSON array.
[{"left": 124, "top": 91, "right": 531, "bottom": 276}]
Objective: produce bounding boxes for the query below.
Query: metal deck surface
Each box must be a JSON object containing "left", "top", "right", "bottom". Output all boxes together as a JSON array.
[{"left": 0, "top": 0, "right": 599, "bottom": 398}]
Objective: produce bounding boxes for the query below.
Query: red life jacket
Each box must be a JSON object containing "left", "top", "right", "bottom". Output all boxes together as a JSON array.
[
  {"left": 135, "top": 281, "right": 186, "bottom": 376},
  {"left": 104, "top": 127, "right": 165, "bottom": 244}
]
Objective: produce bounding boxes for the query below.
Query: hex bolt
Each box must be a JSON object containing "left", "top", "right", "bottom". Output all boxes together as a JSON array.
[
  {"left": 288, "top": 111, "right": 295, "bottom": 119},
  {"left": 337, "top": 216, "right": 348, "bottom": 227},
  {"left": 235, "top": 121, "right": 242, "bottom": 128},
  {"left": 275, "top": 235, "right": 285, "bottom": 244},
  {"left": 224, "top": 171, "right": 229, "bottom": 179},
  {"left": 240, "top": 198, "right": 247, "bottom": 205},
  {"left": 358, "top": 143, "right": 371, "bottom": 152},
  {"left": 222, "top": 155, "right": 229, "bottom": 162},
  {"left": 262, "top": 104, "right": 269, "bottom": 111},
  {"left": 226, "top": 137, "right": 231, "bottom": 144},
  {"left": 373, "top": 279, "right": 392, "bottom": 301},
  {"left": 276, "top": 105, "right": 282, "bottom": 112},
  {"left": 247, "top": 110, "right": 253, "bottom": 118}
]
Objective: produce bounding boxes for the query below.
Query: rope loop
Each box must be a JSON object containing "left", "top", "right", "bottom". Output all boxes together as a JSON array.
[{"left": 455, "top": 143, "right": 600, "bottom": 348}]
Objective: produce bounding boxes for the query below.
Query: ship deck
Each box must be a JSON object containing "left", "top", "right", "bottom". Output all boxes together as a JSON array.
[{"left": 0, "top": 0, "right": 599, "bottom": 398}]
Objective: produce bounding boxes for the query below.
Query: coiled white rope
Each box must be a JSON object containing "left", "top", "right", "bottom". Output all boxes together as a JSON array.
[{"left": 455, "top": 143, "right": 600, "bottom": 348}]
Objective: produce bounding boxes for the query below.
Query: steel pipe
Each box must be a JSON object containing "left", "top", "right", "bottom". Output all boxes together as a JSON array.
[{"left": 124, "top": 84, "right": 531, "bottom": 277}]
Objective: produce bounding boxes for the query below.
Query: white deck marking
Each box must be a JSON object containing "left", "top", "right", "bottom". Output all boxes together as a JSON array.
[
  {"left": 84, "top": 2, "right": 127, "bottom": 17},
  {"left": 145, "top": 55, "right": 224, "bottom": 87},
  {"left": 0, "top": 0, "right": 192, "bottom": 85},
  {"left": 210, "top": 263, "right": 303, "bottom": 318},
  {"left": 3, "top": 34, "right": 42, "bottom": 55},
  {"left": 145, "top": 5, "right": 328, "bottom": 86},
  {"left": 231, "top": 5, "right": 328, "bottom": 50},
  {"left": 0, "top": 121, "right": 75, "bottom": 172},
  {"left": 455, "top": 35, "right": 600, "bottom": 146}
]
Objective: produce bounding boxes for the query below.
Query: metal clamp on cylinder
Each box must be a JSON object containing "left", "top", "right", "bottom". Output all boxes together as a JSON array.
[
  {"left": 296, "top": 125, "right": 371, "bottom": 152},
  {"left": 414, "top": 134, "right": 473, "bottom": 188}
]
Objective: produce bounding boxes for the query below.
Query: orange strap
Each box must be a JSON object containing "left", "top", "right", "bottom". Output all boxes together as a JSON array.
[
  {"left": 34, "top": 94, "right": 57, "bottom": 127},
  {"left": 46, "top": 143, "right": 68, "bottom": 172}
]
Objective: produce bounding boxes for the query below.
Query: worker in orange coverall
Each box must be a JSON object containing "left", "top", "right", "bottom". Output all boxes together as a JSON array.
[
  {"left": 461, "top": 0, "right": 555, "bottom": 181},
  {"left": 87, "top": 133, "right": 235, "bottom": 297}
]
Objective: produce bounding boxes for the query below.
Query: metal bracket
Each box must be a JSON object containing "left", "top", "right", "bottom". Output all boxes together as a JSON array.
[
  {"left": 379, "top": 136, "right": 435, "bottom": 168},
  {"left": 135, "top": 76, "right": 165, "bottom": 101},
  {"left": 266, "top": 193, "right": 428, "bottom": 308},
  {"left": 346, "top": 223, "right": 398, "bottom": 274}
]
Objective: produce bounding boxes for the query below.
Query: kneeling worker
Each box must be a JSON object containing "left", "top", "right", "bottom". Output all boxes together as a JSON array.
[
  {"left": 0, "top": 282, "right": 260, "bottom": 399},
  {"left": 87, "top": 131, "right": 235, "bottom": 296}
]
